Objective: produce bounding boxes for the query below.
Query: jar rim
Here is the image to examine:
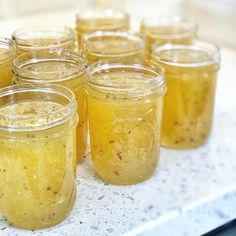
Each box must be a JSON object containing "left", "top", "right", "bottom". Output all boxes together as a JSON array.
[
  {"left": 86, "top": 62, "right": 165, "bottom": 96},
  {"left": 82, "top": 31, "right": 145, "bottom": 57},
  {"left": 13, "top": 49, "right": 87, "bottom": 83},
  {"left": 0, "top": 37, "right": 16, "bottom": 62},
  {"left": 12, "top": 26, "right": 75, "bottom": 49},
  {"left": 151, "top": 41, "right": 221, "bottom": 68},
  {"left": 0, "top": 83, "right": 77, "bottom": 132},
  {"left": 141, "top": 16, "right": 197, "bottom": 39},
  {"left": 76, "top": 9, "right": 129, "bottom": 30}
]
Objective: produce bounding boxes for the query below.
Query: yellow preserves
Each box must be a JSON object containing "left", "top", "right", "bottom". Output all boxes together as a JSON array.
[
  {"left": 149, "top": 42, "right": 220, "bottom": 148},
  {"left": 0, "top": 84, "right": 77, "bottom": 229},
  {"left": 140, "top": 17, "right": 197, "bottom": 55},
  {"left": 13, "top": 50, "right": 87, "bottom": 162},
  {"left": 81, "top": 31, "right": 145, "bottom": 64},
  {"left": 86, "top": 64, "right": 165, "bottom": 185},
  {"left": 76, "top": 9, "right": 129, "bottom": 46},
  {"left": 12, "top": 26, "right": 76, "bottom": 54},
  {"left": 0, "top": 38, "right": 16, "bottom": 88}
]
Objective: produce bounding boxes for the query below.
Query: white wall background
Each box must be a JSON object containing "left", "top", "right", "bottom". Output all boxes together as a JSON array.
[{"left": 0, "top": 0, "right": 235, "bottom": 48}]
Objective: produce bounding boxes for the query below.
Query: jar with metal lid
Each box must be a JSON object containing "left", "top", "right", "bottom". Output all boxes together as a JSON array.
[
  {"left": 0, "top": 38, "right": 16, "bottom": 88},
  {"left": 13, "top": 50, "right": 88, "bottom": 162},
  {"left": 86, "top": 63, "right": 166, "bottom": 185},
  {"left": 81, "top": 31, "right": 146, "bottom": 64},
  {"left": 12, "top": 26, "right": 76, "bottom": 54},
  {"left": 76, "top": 9, "right": 130, "bottom": 45},
  {"left": 0, "top": 84, "right": 78, "bottom": 229},
  {"left": 149, "top": 41, "right": 220, "bottom": 148}
]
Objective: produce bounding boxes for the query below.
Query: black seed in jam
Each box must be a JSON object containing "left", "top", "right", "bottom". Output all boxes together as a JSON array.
[
  {"left": 54, "top": 191, "right": 58, "bottom": 195},
  {"left": 175, "top": 140, "right": 179, "bottom": 144},
  {"left": 3, "top": 169, "right": 6, "bottom": 172},
  {"left": 174, "top": 121, "right": 178, "bottom": 126},
  {"left": 117, "top": 152, "right": 122, "bottom": 160},
  {"left": 83, "top": 155, "right": 86, "bottom": 159},
  {"left": 109, "top": 140, "right": 115, "bottom": 144},
  {"left": 190, "top": 121, "right": 197, "bottom": 125},
  {"left": 105, "top": 95, "right": 109, "bottom": 99},
  {"left": 190, "top": 138, "right": 194, "bottom": 143},
  {"left": 46, "top": 187, "right": 51, "bottom": 191},
  {"left": 63, "top": 144, "right": 66, "bottom": 148},
  {"left": 114, "top": 171, "right": 120, "bottom": 176},
  {"left": 128, "top": 130, "right": 131, "bottom": 134}
]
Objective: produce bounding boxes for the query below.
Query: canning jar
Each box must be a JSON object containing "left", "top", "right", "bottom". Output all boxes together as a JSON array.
[
  {"left": 13, "top": 50, "right": 87, "bottom": 162},
  {"left": 0, "top": 38, "right": 16, "bottom": 88},
  {"left": 149, "top": 41, "right": 220, "bottom": 148},
  {"left": 12, "top": 26, "right": 76, "bottom": 54},
  {"left": 81, "top": 31, "right": 145, "bottom": 64},
  {"left": 0, "top": 84, "right": 77, "bottom": 229},
  {"left": 76, "top": 9, "right": 129, "bottom": 45},
  {"left": 140, "top": 17, "right": 197, "bottom": 55},
  {"left": 86, "top": 63, "right": 166, "bottom": 185}
]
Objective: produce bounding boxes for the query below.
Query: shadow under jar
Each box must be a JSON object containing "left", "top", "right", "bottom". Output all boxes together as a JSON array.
[
  {"left": 149, "top": 41, "right": 220, "bottom": 149},
  {"left": 81, "top": 31, "right": 145, "bottom": 64},
  {"left": 13, "top": 50, "right": 88, "bottom": 162},
  {"left": 86, "top": 63, "right": 166, "bottom": 185},
  {"left": 140, "top": 17, "right": 197, "bottom": 56},
  {"left": 0, "top": 38, "right": 16, "bottom": 88},
  {"left": 76, "top": 9, "right": 129, "bottom": 46},
  {"left": 12, "top": 26, "right": 76, "bottom": 55},
  {"left": 0, "top": 84, "right": 78, "bottom": 229}
]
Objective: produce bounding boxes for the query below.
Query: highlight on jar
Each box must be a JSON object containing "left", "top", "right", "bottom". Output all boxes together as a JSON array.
[
  {"left": 0, "top": 84, "right": 78, "bottom": 230},
  {"left": 75, "top": 9, "right": 130, "bottom": 46},
  {"left": 140, "top": 17, "right": 197, "bottom": 55},
  {"left": 12, "top": 49, "right": 88, "bottom": 162},
  {"left": 12, "top": 26, "right": 76, "bottom": 55},
  {"left": 86, "top": 63, "right": 166, "bottom": 185},
  {"left": 0, "top": 37, "right": 16, "bottom": 88},
  {"left": 81, "top": 31, "right": 146, "bottom": 64},
  {"left": 149, "top": 41, "right": 220, "bottom": 149}
]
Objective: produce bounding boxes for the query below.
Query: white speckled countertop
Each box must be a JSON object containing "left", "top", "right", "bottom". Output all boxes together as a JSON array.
[{"left": 1, "top": 9, "right": 236, "bottom": 236}]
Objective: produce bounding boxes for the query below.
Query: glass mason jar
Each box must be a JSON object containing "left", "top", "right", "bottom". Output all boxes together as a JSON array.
[
  {"left": 149, "top": 41, "right": 220, "bottom": 149},
  {"left": 81, "top": 31, "right": 146, "bottom": 64},
  {"left": 13, "top": 50, "right": 88, "bottom": 162},
  {"left": 140, "top": 17, "right": 197, "bottom": 55},
  {"left": 0, "top": 84, "right": 78, "bottom": 229},
  {"left": 86, "top": 63, "right": 166, "bottom": 185},
  {"left": 0, "top": 38, "right": 16, "bottom": 88},
  {"left": 12, "top": 26, "right": 76, "bottom": 55},
  {"left": 76, "top": 9, "right": 130, "bottom": 45}
]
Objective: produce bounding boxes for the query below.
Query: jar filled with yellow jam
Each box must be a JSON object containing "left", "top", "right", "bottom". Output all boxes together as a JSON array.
[
  {"left": 76, "top": 9, "right": 130, "bottom": 46},
  {"left": 0, "top": 84, "right": 78, "bottom": 229},
  {"left": 86, "top": 63, "right": 166, "bottom": 185},
  {"left": 0, "top": 38, "right": 16, "bottom": 88},
  {"left": 13, "top": 50, "right": 87, "bottom": 162},
  {"left": 81, "top": 31, "right": 145, "bottom": 64},
  {"left": 12, "top": 26, "right": 76, "bottom": 55},
  {"left": 140, "top": 17, "right": 197, "bottom": 55},
  {"left": 149, "top": 41, "right": 220, "bottom": 149}
]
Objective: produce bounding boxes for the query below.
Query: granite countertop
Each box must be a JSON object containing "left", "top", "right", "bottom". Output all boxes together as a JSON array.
[{"left": 0, "top": 10, "right": 236, "bottom": 236}]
